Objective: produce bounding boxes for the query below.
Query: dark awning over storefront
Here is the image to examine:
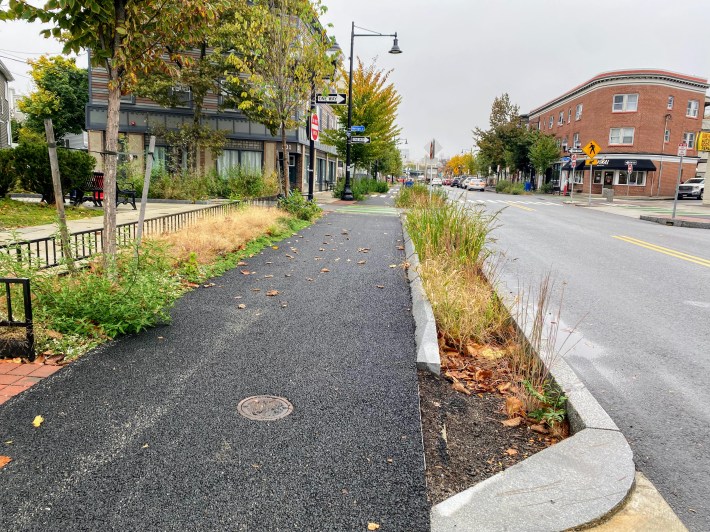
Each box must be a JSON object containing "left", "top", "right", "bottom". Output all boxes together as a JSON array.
[{"left": 562, "top": 158, "right": 657, "bottom": 171}]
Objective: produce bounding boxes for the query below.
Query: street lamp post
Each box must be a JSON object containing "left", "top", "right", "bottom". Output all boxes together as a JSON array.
[{"left": 342, "top": 22, "right": 402, "bottom": 200}]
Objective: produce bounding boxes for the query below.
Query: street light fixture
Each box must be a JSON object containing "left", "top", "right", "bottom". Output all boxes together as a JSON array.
[{"left": 342, "top": 23, "right": 402, "bottom": 200}]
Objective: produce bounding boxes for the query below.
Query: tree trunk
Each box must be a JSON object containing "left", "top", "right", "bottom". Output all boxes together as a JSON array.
[
  {"left": 281, "top": 124, "right": 289, "bottom": 196},
  {"left": 102, "top": 74, "right": 120, "bottom": 269}
]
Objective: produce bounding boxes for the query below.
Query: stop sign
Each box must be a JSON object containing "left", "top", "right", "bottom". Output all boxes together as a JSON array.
[{"left": 310, "top": 113, "right": 319, "bottom": 142}]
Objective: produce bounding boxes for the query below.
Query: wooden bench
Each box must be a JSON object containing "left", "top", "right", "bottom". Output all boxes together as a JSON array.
[{"left": 68, "top": 172, "right": 137, "bottom": 209}]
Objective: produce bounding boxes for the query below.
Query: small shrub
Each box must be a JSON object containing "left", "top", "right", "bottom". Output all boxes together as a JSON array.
[
  {"left": 277, "top": 191, "right": 321, "bottom": 221},
  {"left": 524, "top": 379, "right": 567, "bottom": 427},
  {"left": 508, "top": 182, "right": 525, "bottom": 195},
  {"left": 0, "top": 149, "right": 14, "bottom": 197},
  {"left": 495, "top": 180, "right": 512, "bottom": 194},
  {"left": 332, "top": 177, "right": 388, "bottom": 200},
  {"left": 540, "top": 182, "right": 553, "bottom": 194},
  {"left": 395, "top": 183, "right": 447, "bottom": 209}
]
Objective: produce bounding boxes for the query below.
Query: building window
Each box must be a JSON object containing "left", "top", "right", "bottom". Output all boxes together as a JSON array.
[
  {"left": 549, "top": 116, "right": 553, "bottom": 129},
  {"left": 573, "top": 132, "right": 580, "bottom": 147},
  {"left": 568, "top": 109, "right": 572, "bottom": 123},
  {"left": 593, "top": 170, "right": 602, "bottom": 184},
  {"left": 683, "top": 132, "right": 695, "bottom": 149},
  {"left": 667, "top": 96, "right": 674, "bottom": 110},
  {"left": 686, "top": 100, "right": 699, "bottom": 118},
  {"left": 612, "top": 94, "right": 638, "bottom": 112},
  {"left": 617, "top": 170, "right": 646, "bottom": 186},
  {"left": 537, "top": 121, "right": 540, "bottom": 131},
  {"left": 562, "top": 136, "right": 568, "bottom": 151},
  {"left": 664, "top": 129, "right": 671, "bottom": 143},
  {"left": 217, "top": 149, "right": 263, "bottom": 174},
  {"left": 575, "top": 104, "right": 583, "bottom": 120},
  {"left": 558, "top": 111, "right": 564, "bottom": 125},
  {"left": 609, "top": 127, "right": 635, "bottom": 145},
  {"left": 169, "top": 85, "right": 192, "bottom": 108},
  {"left": 120, "top": 93, "right": 135, "bottom": 104}
]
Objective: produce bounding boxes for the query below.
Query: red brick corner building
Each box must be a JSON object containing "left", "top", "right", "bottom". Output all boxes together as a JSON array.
[{"left": 527, "top": 69, "right": 709, "bottom": 196}]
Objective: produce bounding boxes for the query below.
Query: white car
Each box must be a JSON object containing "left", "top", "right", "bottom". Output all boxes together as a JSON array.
[
  {"left": 677, "top": 177, "right": 704, "bottom": 200},
  {"left": 431, "top": 177, "right": 443, "bottom": 186},
  {"left": 467, "top": 177, "right": 487, "bottom": 191}
]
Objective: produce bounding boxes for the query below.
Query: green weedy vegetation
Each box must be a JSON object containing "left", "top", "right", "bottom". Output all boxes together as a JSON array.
[
  {"left": 0, "top": 198, "right": 102, "bottom": 230},
  {"left": 277, "top": 191, "right": 322, "bottom": 221},
  {"left": 333, "top": 178, "right": 389, "bottom": 201}
]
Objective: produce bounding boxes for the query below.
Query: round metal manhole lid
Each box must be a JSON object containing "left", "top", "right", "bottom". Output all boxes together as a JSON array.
[{"left": 237, "top": 395, "right": 293, "bottom": 421}]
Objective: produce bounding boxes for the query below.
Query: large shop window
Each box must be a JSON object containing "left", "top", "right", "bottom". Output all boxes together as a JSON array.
[
  {"left": 615, "top": 171, "right": 646, "bottom": 186},
  {"left": 217, "top": 150, "right": 263, "bottom": 175}
]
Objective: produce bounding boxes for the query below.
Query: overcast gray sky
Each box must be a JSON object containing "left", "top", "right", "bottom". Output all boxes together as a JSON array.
[{"left": 2, "top": 0, "right": 709, "bottom": 161}]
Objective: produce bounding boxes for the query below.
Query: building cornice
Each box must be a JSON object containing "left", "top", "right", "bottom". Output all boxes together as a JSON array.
[{"left": 529, "top": 69, "right": 709, "bottom": 118}]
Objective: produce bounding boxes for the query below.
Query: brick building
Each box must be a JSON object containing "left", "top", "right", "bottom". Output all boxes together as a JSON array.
[
  {"left": 85, "top": 59, "right": 340, "bottom": 193},
  {"left": 527, "top": 69, "right": 709, "bottom": 196}
]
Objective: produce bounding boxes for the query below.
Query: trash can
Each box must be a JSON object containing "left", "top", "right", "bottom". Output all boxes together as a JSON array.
[
  {"left": 602, "top": 188, "right": 614, "bottom": 202},
  {"left": 524, "top": 181, "right": 532, "bottom": 192}
]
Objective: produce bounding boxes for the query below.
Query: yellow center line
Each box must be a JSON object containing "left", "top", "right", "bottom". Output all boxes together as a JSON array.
[
  {"left": 613, "top": 235, "right": 710, "bottom": 268},
  {"left": 504, "top": 202, "right": 535, "bottom": 212}
]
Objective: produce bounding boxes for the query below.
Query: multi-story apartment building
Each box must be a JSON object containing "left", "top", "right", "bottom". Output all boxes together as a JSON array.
[
  {"left": 527, "top": 69, "right": 709, "bottom": 196},
  {"left": 85, "top": 61, "right": 340, "bottom": 193},
  {"left": 0, "top": 59, "right": 14, "bottom": 148}
]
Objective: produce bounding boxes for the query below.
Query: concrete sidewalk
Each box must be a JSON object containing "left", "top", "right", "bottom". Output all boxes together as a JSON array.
[{"left": 0, "top": 206, "right": 429, "bottom": 530}]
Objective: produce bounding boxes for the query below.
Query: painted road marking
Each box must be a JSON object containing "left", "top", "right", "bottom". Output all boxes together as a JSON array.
[
  {"left": 504, "top": 201, "right": 535, "bottom": 211},
  {"left": 613, "top": 235, "right": 710, "bottom": 268}
]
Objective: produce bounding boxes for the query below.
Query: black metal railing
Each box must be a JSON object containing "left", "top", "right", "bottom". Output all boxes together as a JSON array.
[
  {"left": 0, "top": 278, "right": 34, "bottom": 361},
  {"left": 1, "top": 200, "right": 276, "bottom": 271}
]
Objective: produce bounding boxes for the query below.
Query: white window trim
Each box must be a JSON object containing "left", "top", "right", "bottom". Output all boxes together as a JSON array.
[
  {"left": 549, "top": 116, "right": 553, "bottom": 129},
  {"left": 615, "top": 170, "right": 646, "bottom": 186},
  {"left": 664, "top": 129, "right": 671, "bottom": 143},
  {"left": 667, "top": 96, "right": 674, "bottom": 110},
  {"left": 558, "top": 112, "right": 564, "bottom": 125},
  {"left": 609, "top": 127, "right": 635, "bottom": 146},
  {"left": 683, "top": 132, "right": 696, "bottom": 148},
  {"left": 612, "top": 93, "right": 639, "bottom": 113},
  {"left": 686, "top": 100, "right": 699, "bottom": 118},
  {"left": 575, "top": 104, "right": 583, "bottom": 120}
]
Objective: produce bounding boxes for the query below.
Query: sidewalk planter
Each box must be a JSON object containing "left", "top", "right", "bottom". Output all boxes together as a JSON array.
[{"left": 400, "top": 217, "right": 635, "bottom": 531}]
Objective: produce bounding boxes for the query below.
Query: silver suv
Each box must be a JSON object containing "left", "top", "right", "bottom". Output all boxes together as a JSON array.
[{"left": 677, "top": 178, "right": 704, "bottom": 200}]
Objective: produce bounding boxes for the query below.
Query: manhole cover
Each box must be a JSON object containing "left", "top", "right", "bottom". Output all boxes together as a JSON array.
[{"left": 237, "top": 395, "right": 293, "bottom": 421}]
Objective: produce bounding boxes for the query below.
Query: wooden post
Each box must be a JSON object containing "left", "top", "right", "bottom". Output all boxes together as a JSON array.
[
  {"left": 44, "top": 119, "right": 75, "bottom": 273},
  {"left": 136, "top": 135, "right": 155, "bottom": 247}
]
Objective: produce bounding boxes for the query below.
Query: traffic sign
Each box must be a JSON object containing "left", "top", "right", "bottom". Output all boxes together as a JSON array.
[
  {"left": 316, "top": 93, "right": 347, "bottom": 105},
  {"left": 310, "top": 113, "right": 319, "bottom": 142},
  {"left": 568, "top": 148, "right": 583, "bottom": 154},
  {"left": 627, "top": 163, "right": 633, "bottom": 173},
  {"left": 571, "top": 154, "right": 577, "bottom": 166},
  {"left": 677, "top": 142, "right": 687, "bottom": 156},
  {"left": 582, "top": 140, "right": 601, "bottom": 159},
  {"left": 351, "top": 136, "right": 371, "bottom": 144},
  {"left": 624, "top": 160, "right": 637, "bottom": 165},
  {"left": 585, "top": 158, "right": 598, "bottom": 166},
  {"left": 351, "top": 125, "right": 365, "bottom": 133}
]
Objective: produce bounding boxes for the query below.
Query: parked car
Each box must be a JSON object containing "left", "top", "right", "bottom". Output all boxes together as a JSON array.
[
  {"left": 467, "top": 177, "right": 486, "bottom": 191},
  {"left": 451, "top": 177, "right": 461, "bottom": 187},
  {"left": 442, "top": 177, "right": 452, "bottom": 186},
  {"left": 431, "top": 177, "right": 443, "bottom": 186},
  {"left": 677, "top": 177, "right": 704, "bottom": 200},
  {"left": 458, "top": 176, "right": 471, "bottom": 188}
]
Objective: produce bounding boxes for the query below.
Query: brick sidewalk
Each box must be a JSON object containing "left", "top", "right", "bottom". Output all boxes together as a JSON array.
[{"left": 0, "top": 361, "right": 62, "bottom": 405}]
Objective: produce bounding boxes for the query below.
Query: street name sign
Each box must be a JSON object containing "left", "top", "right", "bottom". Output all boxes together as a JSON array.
[
  {"left": 316, "top": 93, "right": 347, "bottom": 105},
  {"left": 582, "top": 140, "right": 601, "bottom": 159},
  {"left": 351, "top": 125, "right": 365, "bottom": 133},
  {"left": 351, "top": 136, "right": 371, "bottom": 144},
  {"left": 568, "top": 148, "right": 583, "bottom": 154}
]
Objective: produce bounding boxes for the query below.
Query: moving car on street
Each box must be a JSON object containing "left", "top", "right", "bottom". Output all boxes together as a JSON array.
[
  {"left": 431, "top": 177, "right": 442, "bottom": 186},
  {"left": 677, "top": 177, "right": 704, "bottom": 200}
]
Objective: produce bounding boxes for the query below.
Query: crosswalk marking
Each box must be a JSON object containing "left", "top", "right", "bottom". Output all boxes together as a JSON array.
[{"left": 461, "top": 198, "right": 560, "bottom": 206}]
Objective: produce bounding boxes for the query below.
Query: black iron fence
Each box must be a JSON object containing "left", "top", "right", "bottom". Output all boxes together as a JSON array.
[
  {"left": 0, "top": 200, "right": 275, "bottom": 271},
  {"left": 0, "top": 278, "right": 34, "bottom": 361}
]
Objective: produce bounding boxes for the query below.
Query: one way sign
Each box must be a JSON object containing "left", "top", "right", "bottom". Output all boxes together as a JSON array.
[
  {"left": 316, "top": 93, "right": 347, "bottom": 105},
  {"left": 351, "top": 136, "right": 371, "bottom": 144}
]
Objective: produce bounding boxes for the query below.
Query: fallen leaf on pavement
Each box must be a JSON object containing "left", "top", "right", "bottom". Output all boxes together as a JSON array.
[
  {"left": 285, "top": 254, "right": 294, "bottom": 259},
  {"left": 357, "top": 260, "right": 366, "bottom": 265},
  {"left": 396, "top": 245, "right": 404, "bottom": 250},
  {"left": 320, "top": 268, "right": 330, "bottom": 273},
  {"left": 367, "top": 524, "right": 380, "bottom": 531},
  {"left": 237, "top": 261, "right": 248, "bottom": 266},
  {"left": 266, "top": 290, "right": 279, "bottom": 296},
  {"left": 142, "top": 444, "right": 149, "bottom": 449},
  {"left": 251, "top": 288, "right": 261, "bottom": 292},
  {"left": 203, "top": 283, "right": 216, "bottom": 288},
  {"left": 319, "top": 248, "right": 325, "bottom": 251},
  {"left": 505, "top": 448, "right": 518, "bottom": 456},
  {"left": 285, "top": 274, "right": 292, "bottom": 277},
  {"left": 376, "top": 285, "right": 384, "bottom": 289},
  {"left": 0, "top": 456, "right": 11, "bottom": 469},
  {"left": 281, "top": 302, "right": 288, "bottom": 308},
  {"left": 498, "top": 382, "right": 512, "bottom": 393},
  {"left": 32, "top": 415, "right": 44, "bottom": 428},
  {"left": 264, "top": 275, "right": 274, "bottom": 278},
  {"left": 358, "top": 248, "right": 370, "bottom": 253},
  {"left": 240, "top": 270, "right": 251, "bottom": 275},
  {"left": 272, "top": 246, "right": 279, "bottom": 250},
  {"left": 307, "top": 278, "right": 314, "bottom": 282},
  {"left": 237, "top": 304, "right": 246, "bottom": 309},
  {"left": 389, "top": 264, "right": 397, "bottom": 268},
  {"left": 530, "top": 424, "right": 549, "bottom": 434},
  {"left": 502, "top": 417, "right": 522, "bottom": 427}
]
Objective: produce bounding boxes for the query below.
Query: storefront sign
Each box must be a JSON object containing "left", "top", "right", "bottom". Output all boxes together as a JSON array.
[{"left": 697, "top": 132, "right": 710, "bottom": 152}]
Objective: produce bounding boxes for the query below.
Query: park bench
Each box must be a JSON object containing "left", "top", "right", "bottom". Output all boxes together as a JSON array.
[{"left": 68, "top": 172, "right": 137, "bottom": 209}]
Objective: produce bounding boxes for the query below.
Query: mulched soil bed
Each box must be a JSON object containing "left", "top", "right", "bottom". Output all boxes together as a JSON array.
[{"left": 419, "top": 370, "right": 555, "bottom": 505}]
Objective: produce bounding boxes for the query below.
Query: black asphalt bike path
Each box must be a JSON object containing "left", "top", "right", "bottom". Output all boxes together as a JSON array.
[{"left": 0, "top": 209, "right": 429, "bottom": 531}]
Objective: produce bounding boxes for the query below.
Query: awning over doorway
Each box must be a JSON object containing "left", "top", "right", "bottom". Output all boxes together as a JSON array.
[{"left": 561, "top": 159, "right": 657, "bottom": 171}]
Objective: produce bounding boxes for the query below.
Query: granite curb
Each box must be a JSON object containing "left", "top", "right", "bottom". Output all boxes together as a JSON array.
[
  {"left": 399, "top": 216, "right": 636, "bottom": 531},
  {"left": 639, "top": 214, "right": 710, "bottom": 228}
]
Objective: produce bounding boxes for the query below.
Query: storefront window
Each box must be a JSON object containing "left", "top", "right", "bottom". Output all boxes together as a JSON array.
[{"left": 593, "top": 170, "right": 602, "bottom": 184}]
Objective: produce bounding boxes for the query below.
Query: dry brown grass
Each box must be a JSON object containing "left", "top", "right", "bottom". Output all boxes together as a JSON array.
[
  {"left": 419, "top": 256, "right": 511, "bottom": 350},
  {"left": 149, "top": 206, "right": 286, "bottom": 265}
]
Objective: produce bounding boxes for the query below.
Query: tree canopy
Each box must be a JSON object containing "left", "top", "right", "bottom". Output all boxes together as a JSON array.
[{"left": 18, "top": 55, "right": 88, "bottom": 141}]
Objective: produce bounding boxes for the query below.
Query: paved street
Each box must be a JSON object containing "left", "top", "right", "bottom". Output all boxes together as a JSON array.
[
  {"left": 0, "top": 205, "right": 429, "bottom": 531},
  {"left": 443, "top": 186, "right": 710, "bottom": 530}
]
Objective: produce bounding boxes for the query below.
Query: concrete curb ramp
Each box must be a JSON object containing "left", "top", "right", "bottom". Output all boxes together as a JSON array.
[{"left": 400, "top": 217, "right": 636, "bottom": 531}]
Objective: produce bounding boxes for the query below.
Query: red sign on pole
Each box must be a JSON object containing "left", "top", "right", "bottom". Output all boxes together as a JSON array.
[
  {"left": 310, "top": 113, "right": 319, "bottom": 142},
  {"left": 627, "top": 163, "right": 633, "bottom": 173}
]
